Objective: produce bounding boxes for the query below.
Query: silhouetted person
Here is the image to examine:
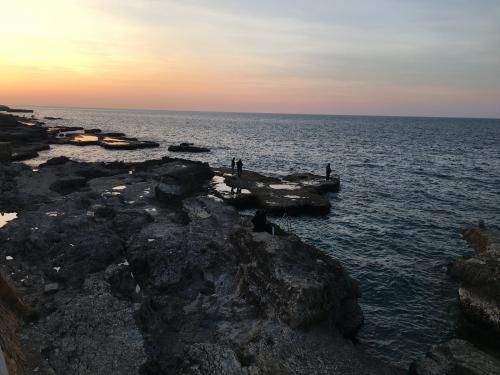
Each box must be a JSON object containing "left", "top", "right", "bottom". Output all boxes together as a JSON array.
[
  {"left": 231, "top": 157, "right": 235, "bottom": 175},
  {"left": 237, "top": 159, "right": 243, "bottom": 177},
  {"left": 326, "top": 163, "right": 332, "bottom": 181},
  {"left": 251, "top": 210, "right": 272, "bottom": 233}
]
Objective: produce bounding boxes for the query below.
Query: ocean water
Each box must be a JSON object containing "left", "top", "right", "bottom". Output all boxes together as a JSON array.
[{"left": 28, "top": 107, "right": 500, "bottom": 366}]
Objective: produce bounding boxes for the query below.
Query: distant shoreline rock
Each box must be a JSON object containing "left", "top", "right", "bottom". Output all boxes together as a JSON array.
[
  {"left": 43, "top": 116, "right": 64, "bottom": 120},
  {"left": 0, "top": 111, "right": 159, "bottom": 161},
  {"left": 168, "top": 143, "right": 210, "bottom": 153},
  {"left": 0, "top": 104, "right": 34, "bottom": 113}
]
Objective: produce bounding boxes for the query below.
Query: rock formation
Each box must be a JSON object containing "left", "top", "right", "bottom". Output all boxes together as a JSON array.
[
  {"left": 0, "top": 112, "right": 159, "bottom": 160},
  {"left": 0, "top": 157, "right": 402, "bottom": 375},
  {"left": 411, "top": 224, "right": 500, "bottom": 374},
  {"left": 449, "top": 225, "right": 500, "bottom": 332},
  {"left": 212, "top": 168, "right": 339, "bottom": 216},
  {"left": 169, "top": 143, "right": 211, "bottom": 153}
]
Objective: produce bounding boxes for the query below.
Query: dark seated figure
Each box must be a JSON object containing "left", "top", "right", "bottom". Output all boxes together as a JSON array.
[{"left": 251, "top": 210, "right": 273, "bottom": 234}]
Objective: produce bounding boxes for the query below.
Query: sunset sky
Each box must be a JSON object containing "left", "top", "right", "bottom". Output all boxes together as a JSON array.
[{"left": 1, "top": 0, "right": 499, "bottom": 117}]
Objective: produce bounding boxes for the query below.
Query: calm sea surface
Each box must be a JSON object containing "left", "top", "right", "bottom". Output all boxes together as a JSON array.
[{"left": 28, "top": 107, "right": 500, "bottom": 366}]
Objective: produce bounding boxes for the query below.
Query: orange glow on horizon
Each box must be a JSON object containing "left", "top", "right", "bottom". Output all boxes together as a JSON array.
[{"left": 1, "top": 1, "right": 499, "bottom": 117}]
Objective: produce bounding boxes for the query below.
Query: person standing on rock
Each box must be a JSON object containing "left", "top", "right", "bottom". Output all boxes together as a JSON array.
[
  {"left": 251, "top": 209, "right": 272, "bottom": 233},
  {"left": 326, "top": 163, "right": 332, "bottom": 181},
  {"left": 231, "top": 157, "right": 236, "bottom": 175},
  {"left": 237, "top": 159, "right": 243, "bottom": 178}
]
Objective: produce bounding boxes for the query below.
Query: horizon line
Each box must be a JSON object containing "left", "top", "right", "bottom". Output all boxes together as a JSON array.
[{"left": 10, "top": 103, "right": 500, "bottom": 121}]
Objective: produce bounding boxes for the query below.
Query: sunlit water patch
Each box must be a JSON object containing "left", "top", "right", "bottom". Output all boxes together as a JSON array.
[{"left": 0, "top": 213, "right": 18, "bottom": 228}]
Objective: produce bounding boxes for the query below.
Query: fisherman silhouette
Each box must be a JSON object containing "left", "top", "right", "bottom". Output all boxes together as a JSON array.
[
  {"left": 231, "top": 157, "right": 236, "bottom": 175},
  {"left": 237, "top": 159, "right": 243, "bottom": 178},
  {"left": 326, "top": 163, "right": 332, "bottom": 181},
  {"left": 251, "top": 209, "right": 273, "bottom": 233}
]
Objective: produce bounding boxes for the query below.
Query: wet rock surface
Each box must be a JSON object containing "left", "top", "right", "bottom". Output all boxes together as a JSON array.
[
  {"left": 449, "top": 225, "right": 500, "bottom": 332},
  {"left": 212, "top": 168, "right": 339, "bottom": 216},
  {"left": 0, "top": 157, "right": 402, "bottom": 375}
]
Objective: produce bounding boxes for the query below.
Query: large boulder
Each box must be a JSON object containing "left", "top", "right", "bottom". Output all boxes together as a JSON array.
[
  {"left": 151, "top": 160, "right": 214, "bottom": 202},
  {"left": 232, "top": 229, "right": 363, "bottom": 337}
]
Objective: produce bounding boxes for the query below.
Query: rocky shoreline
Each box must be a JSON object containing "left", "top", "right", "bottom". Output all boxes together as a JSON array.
[
  {"left": 0, "top": 111, "right": 406, "bottom": 374},
  {"left": 0, "top": 111, "right": 159, "bottom": 162},
  {"left": 410, "top": 225, "right": 500, "bottom": 374},
  {"left": 1, "top": 109, "right": 499, "bottom": 374},
  {"left": 0, "top": 158, "right": 403, "bottom": 374}
]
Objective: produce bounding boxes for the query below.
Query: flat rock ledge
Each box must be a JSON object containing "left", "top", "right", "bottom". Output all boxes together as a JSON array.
[
  {"left": 0, "top": 157, "right": 402, "bottom": 375},
  {"left": 212, "top": 168, "right": 340, "bottom": 216},
  {"left": 0, "top": 112, "right": 159, "bottom": 161}
]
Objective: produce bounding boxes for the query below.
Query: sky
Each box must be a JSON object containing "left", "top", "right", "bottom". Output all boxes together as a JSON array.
[{"left": 1, "top": 0, "right": 499, "bottom": 117}]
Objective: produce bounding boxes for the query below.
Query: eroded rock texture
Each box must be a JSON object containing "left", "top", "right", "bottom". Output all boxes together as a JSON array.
[
  {"left": 0, "top": 157, "right": 402, "bottom": 375},
  {"left": 449, "top": 225, "right": 500, "bottom": 332}
]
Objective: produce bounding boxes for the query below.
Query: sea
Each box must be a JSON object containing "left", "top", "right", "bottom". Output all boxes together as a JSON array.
[{"left": 25, "top": 107, "right": 500, "bottom": 366}]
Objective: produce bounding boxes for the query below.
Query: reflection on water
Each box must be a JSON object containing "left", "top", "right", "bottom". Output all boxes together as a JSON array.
[
  {"left": 269, "top": 183, "right": 300, "bottom": 190},
  {"left": 72, "top": 134, "right": 99, "bottom": 143},
  {"left": 212, "top": 176, "right": 232, "bottom": 193},
  {"left": 0, "top": 213, "right": 18, "bottom": 228},
  {"left": 211, "top": 176, "right": 250, "bottom": 195},
  {"left": 102, "top": 137, "right": 128, "bottom": 145}
]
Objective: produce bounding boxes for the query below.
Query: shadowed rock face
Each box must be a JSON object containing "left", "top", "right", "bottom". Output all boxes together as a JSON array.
[
  {"left": 449, "top": 225, "right": 500, "bottom": 332},
  {"left": 232, "top": 229, "right": 362, "bottom": 337},
  {"left": 0, "top": 157, "right": 402, "bottom": 375},
  {"left": 0, "top": 113, "right": 48, "bottom": 161},
  {"left": 410, "top": 339, "right": 500, "bottom": 375},
  {"left": 212, "top": 168, "right": 339, "bottom": 216}
]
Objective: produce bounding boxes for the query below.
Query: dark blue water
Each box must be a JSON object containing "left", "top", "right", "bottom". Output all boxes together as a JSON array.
[{"left": 29, "top": 108, "right": 500, "bottom": 365}]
